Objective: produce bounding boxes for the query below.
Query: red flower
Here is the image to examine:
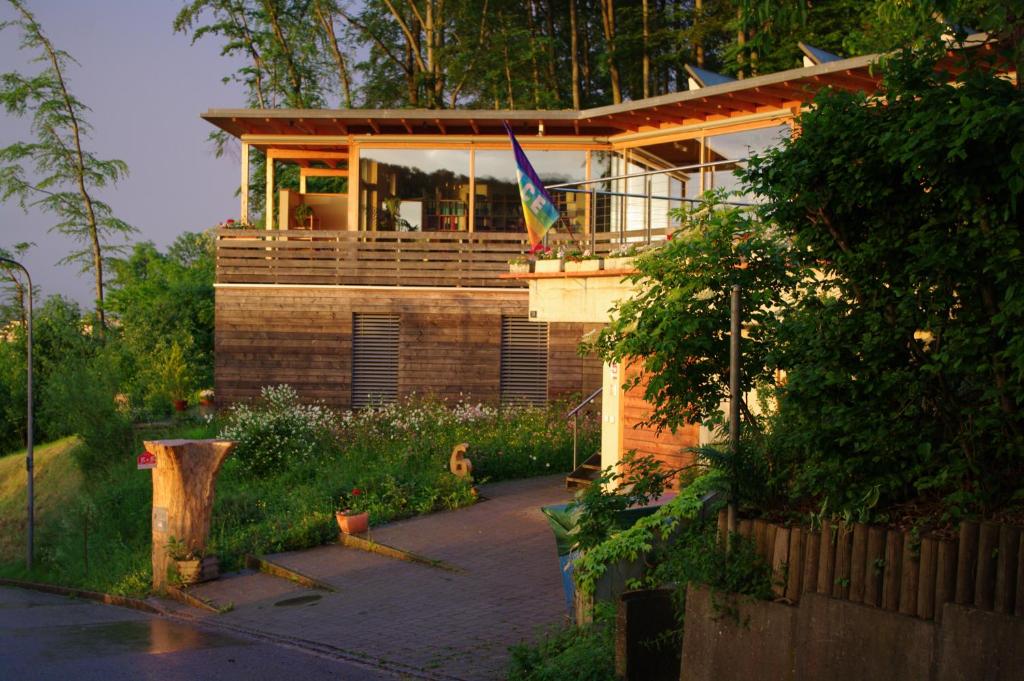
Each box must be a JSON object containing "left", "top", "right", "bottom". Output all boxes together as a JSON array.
[
  {"left": 226, "top": 219, "right": 235, "bottom": 224},
  {"left": 352, "top": 488, "right": 362, "bottom": 496}
]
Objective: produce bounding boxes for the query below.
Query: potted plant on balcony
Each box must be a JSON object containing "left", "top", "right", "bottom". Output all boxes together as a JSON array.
[
  {"left": 218, "top": 218, "right": 258, "bottom": 240},
  {"left": 336, "top": 488, "right": 369, "bottom": 534},
  {"left": 293, "top": 203, "right": 315, "bottom": 229}
]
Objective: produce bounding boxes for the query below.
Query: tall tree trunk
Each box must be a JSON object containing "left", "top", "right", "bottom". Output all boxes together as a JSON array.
[
  {"left": 15, "top": 2, "right": 106, "bottom": 330},
  {"left": 582, "top": 5, "right": 592, "bottom": 98},
  {"left": 599, "top": 0, "right": 621, "bottom": 103},
  {"left": 736, "top": 9, "right": 746, "bottom": 80},
  {"left": 695, "top": 0, "right": 704, "bottom": 67},
  {"left": 570, "top": 0, "right": 581, "bottom": 109},
  {"left": 525, "top": 0, "right": 543, "bottom": 107},
  {"left": 313, "top": 2, "right": 353, "bottom": 108},
  {"left": 262, "top": 0, "right": 305, "bottom": 106},
  {"left": 642, "top": 0, "right": 650, "bottom": 98}
]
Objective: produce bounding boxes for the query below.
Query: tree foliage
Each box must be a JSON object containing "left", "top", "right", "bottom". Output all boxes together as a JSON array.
[
  {"left": 0, "top": 0, "right": 134, "bottom": 329},
  {"left": 593, "top": 46, "right": 1024, "bottom": 521}
]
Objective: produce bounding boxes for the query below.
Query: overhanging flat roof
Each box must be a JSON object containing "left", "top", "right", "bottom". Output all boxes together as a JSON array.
[{"left": 203, "top": 38, "right": 1000, "bottom": 145}]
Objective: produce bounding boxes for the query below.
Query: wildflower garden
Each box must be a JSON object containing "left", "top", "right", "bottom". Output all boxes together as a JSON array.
[{"left": 0, "top": 387, "right": 598, "bottom": 596}]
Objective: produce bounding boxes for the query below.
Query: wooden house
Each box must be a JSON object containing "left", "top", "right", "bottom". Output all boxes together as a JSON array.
[{"left": 204, "top": 48, "right": 894, "bottom": 478}]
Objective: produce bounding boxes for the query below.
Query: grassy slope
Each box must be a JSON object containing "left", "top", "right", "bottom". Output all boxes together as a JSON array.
[{"left": 0, "top": 438, "right": 82, "bottom": 564}]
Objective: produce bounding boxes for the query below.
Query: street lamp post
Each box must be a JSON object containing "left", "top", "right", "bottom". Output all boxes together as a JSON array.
[{"left": 0, "top": 257, "right": 33, "bottom": 571}]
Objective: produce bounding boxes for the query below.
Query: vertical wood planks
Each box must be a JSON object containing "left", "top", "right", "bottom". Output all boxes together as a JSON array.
[
  {"left": 882, "top": 531, "right": 903, "bottom": 611},
  {"left": 864, "top": 526, "right": 886, "bottom": 607},
  {"left": 975, "top": 522, "right": 999, "bottom": 611},
  {"left": 803, "top": 530, "right": 820, "bottom": 594},
  {"left": 934, "top": 539, "right": 957, "bottom": 623},
  {"left": 753, "top": 519, "right": 768, "bottom": 561},
  {"left": 765, "top": 524, "right": 779, "bottom": 565},
  {"left": 786, "top": 527, "right": 804, "bottom": 602},
  {"left": 832, "top": 523, "right": 853, "bottom": 600},
  {"left": 898, "top": 532, "right": 920, "bottom": 616},
  {"left": 817, "top": 520, "right": 836, "bottom": 596},
  {"left": 849, "top": 523, "right": 868, "bottom": 603},
  {"left": 916, "top": 537, "right": 938, "bottom": 620},
  {"left": 994, "top": 525, "right": 1020, "bottom": 615},
  {"left": 738, "top": 518, "right": 752, "bottom": 540},
  {"left": 1017, "top": 533, "right": 1024, "bottom": 617},
  {"left": 772, "top": 527, "right": 790, "bottom": 598},
  {"left": 955, "top": 521, "right": 979, "bottom": 605}
]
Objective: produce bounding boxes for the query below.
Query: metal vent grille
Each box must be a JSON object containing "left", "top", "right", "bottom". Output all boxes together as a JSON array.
[
  {"left": 500, "top": 316, "right": 548, "bottom": 407},
  {"left": 352, "top": 313, "right": 400, "bottom": 408}
]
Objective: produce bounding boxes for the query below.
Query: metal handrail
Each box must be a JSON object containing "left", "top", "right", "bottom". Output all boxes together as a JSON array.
[
  {"left": 567, "top": 386, "right": 603, "bottom": 418},
  {"left": 545, "top": 159, "right": 746, "bottom": 189},
  {"left": 567, "top": 386, "right": 603, "bottom": 471}
]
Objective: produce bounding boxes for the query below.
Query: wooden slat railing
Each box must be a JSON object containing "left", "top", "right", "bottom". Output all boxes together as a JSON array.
[{"left": 216, "top": 227, "right": 671, "bottom": 287}]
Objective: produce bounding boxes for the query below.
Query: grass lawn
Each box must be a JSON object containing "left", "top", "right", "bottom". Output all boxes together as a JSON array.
[
  {"left": 0, "top": 437, "right": 82, "bottom": 565},
  {"left": 0, "top": 396, "right": 598, "bottom": 597}
]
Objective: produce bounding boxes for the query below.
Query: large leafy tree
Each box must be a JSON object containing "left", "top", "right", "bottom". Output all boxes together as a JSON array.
[{"left": 0, "top": 0, "right": 134, "bottom": 331}]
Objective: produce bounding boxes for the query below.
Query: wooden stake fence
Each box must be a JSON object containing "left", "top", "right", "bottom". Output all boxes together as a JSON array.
[{"left": 719, "top": 511, "right": 1024, "bottom": 621}]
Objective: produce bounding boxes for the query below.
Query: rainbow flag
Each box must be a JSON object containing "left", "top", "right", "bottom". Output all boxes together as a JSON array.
[{"left": 504, "top": 122, "right": 560, "bottom": 252}]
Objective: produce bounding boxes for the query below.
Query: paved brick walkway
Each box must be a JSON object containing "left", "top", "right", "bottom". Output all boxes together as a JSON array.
[{"left": 177, "top": 475, "right": 574, "bottom": 680}]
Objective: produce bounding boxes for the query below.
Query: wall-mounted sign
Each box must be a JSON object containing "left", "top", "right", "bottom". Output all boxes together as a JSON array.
[{"left": 137, "top": 451, "right": 156, "bottom": 470}]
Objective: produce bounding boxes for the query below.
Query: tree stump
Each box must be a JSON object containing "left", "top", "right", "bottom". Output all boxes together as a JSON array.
[{"left": 146, "top": 439, "right": 235, "bottom": 592}]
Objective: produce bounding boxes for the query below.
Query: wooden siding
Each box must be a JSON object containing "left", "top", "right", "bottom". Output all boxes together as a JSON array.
[
  {"left": 549, "top": 322, "right": 603, "bottom": 397},
  {"left": 216, "top": 286, "right": 601, "bottom": 408},
  {"left": 621, "top": 362, "right": 699, "bottom": 487}
]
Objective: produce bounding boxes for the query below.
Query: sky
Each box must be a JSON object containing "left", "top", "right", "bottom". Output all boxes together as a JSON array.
[{"left": 0, "top": 1, "right": 247, "bottom": 305}]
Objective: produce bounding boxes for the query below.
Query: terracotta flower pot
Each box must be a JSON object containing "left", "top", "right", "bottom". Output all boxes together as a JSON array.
[
  {"left": 173, "top": 399, "right": 188, "bottom": 412},
  {"left": 336, "top": 511, "right": 369, "bottom": 534}
]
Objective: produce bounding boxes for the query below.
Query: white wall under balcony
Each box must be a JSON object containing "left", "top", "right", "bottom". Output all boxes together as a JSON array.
[{"left": 527, "top": 273, "right": 636, "bottom": 324}]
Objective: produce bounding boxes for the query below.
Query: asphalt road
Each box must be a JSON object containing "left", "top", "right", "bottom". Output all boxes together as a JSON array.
[{"left": 0, "top": 586, "right": 399, "bottom": 681}]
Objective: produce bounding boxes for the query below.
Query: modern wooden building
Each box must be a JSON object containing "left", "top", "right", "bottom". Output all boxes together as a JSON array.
[{"left": 205, "top": 48, "right": 885, "bottom": 425}]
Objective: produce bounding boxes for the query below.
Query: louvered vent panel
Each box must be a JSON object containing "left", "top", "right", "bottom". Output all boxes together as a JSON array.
[
  {"left": 500, "top": 316, "right": 548, "bottom": 407},
  {"left": 352, "top": 313, "right": 400, "bottom": 408}
]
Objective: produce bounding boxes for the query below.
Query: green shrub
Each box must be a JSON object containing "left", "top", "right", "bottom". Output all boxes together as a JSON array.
[
  {"left": 218, "top": 384, "right": 339, "bottom": 476},
  {"left": 508, "top": 606, "right": 615, "bottom": 681}
]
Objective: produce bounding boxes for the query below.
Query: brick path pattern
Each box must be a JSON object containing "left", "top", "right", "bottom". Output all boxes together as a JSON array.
[{"left": 183, "top": 475, "right": 574, "bottom": 680}]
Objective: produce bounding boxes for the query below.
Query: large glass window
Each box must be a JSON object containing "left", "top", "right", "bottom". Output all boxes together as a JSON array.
[
  {"left": 360, "top": 149, "right": 471, "bottom": 231},
  {"left": 473, "top": 150, "right": 587, "bottom": 233},
  {"left": 704, "top": 125, "right": 790, "bottom": 202}
]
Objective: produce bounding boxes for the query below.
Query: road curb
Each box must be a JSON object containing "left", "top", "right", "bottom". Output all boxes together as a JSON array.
[{"left": 0, "top": 577, "right": 161, "bottom": 614}]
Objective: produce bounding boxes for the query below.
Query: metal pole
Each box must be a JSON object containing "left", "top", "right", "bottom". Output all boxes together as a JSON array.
[
  {"left": 727, "top": 284, "right": 741, "bottom": 547},
  {"left": 0, "top": 258, "right": 33, "bottom": 570}
]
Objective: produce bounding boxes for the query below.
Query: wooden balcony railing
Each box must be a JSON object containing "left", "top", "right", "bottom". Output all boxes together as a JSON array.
[{"left": 215, "top": 228, "right": 670, "bottom": 288}]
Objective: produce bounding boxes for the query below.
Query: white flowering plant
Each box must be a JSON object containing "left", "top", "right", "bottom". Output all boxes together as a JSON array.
[{"left": 218, "top": 384, "right": 339, "bottom": 476}]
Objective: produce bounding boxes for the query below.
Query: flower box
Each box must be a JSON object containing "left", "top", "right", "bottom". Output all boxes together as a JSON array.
[
  {"left": 336, "top": 510, "right": 369, "bottom": 534},
  {"left": 534, "top": 258, "right": 564, "bottom": 273},
  {"left": 508, "top": 262, "right": 532, "bottom": 274},
  {"left": 603, "top": 256, "right": 637, "bottom": 271},
  {"left": 564, "top": 258, "right": 604, "bottom": 273},
  {"left": 176, "top": 556, "right": 219, "bottom": 586}
]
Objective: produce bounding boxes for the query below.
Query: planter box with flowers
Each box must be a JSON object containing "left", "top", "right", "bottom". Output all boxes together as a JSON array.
[
  {"left": 336, "top": 487, "right": 369, "bottom": 534},
  {"left": 534, "top": 258, "right": 564, "bottom": 273},
  {"left": 565, "top": 257, "right": 604, "bottom": 273},
  {"left": 508, "top": 258, "right": 533, "bottom": 274},
  {"left": 603, "top": 256, "right": 636, "bottom": 271}
]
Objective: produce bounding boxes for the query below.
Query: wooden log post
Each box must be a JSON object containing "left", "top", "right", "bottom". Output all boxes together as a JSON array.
[
  {"left": 147, "top": 439, "right": 236, "bottom": 592},
  {"left": 802, "top": 530, "right": 821, "bottom": 594},
  {"left": 849, "top": 523, "right": 868, "bottom": 603},
  {"left": 882, "top": 531, "right": 903, "bottom": 611},
  {"left": 916, "top": 537, "right": 938, "bottom": 620},
  {"left": 934, "top": 538, "right": 957, "bottom": 623},
  {"left": 817, "top": 520, "right": 836, "bottom": 596},
  {"left": 994, "top": 524, "right": 1020, "bottom": 615},
  {"left": 898, "top": 532, "right": 920, "bottom": 616},
  {"left": 974, "top": 522, "right": 1000, "bottom": 611},
  {"left": 832, "top": 523, "right": 853, "bottom": 600},
  {"left": 785, "top": 527, "right": 805, "bottom": 602},
  {"left": 771, "top": 527, "right": 790, "bottom": 598},
  {"left": 955, "top": 521, "right": 979, "bottom": 605},
  {"left": 864, "top": 526, "right": 886, "bottom": 607}
]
